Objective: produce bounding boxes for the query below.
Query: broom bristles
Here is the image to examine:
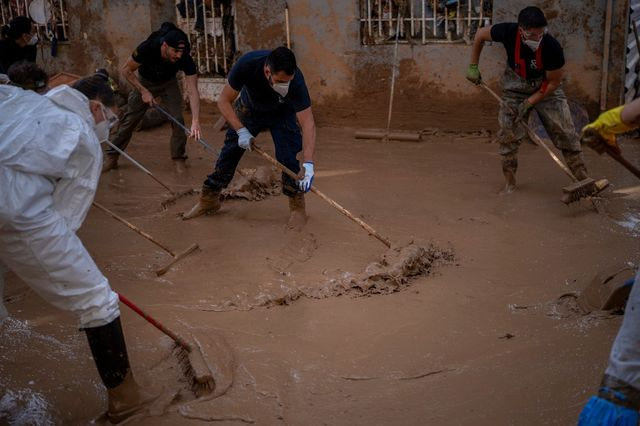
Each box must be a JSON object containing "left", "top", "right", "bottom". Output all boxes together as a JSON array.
[{"left": 173, "top": 342, "right": 215, "bottom": 397}]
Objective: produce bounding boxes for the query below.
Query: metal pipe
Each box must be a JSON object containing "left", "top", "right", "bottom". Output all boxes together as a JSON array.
[
  {"left": 468, "top": 0, "right": 471, "bottom": 31},
  {"left": 421, "top": 0, "right": 425, "bottom": 44},
  {"left": 220, "top": 3, "right": 227, "bottom": 72},
  {"left": 388, "top": 0, "right": 392, "bottom": 37},
  {"left": 211, "top": 0, "right": 219, "bottom": 74},
  {"left": 385, "top": 15, "right": 400, "bottom": 138},
  {"left": 600, "top": 0, "right": 613, "bottom": 110},
  {"left": 456, "top": 0, "right": 460, "bottom": 35},
  {"left": 410, "top": 0, "right": 414, "bottom": 37},
  {"left": 378, "top": 0, "right": 382, "bottom": 37},
  {"left": 432, "top": 0, "right": 436, "bottom": 36},
  {"left": 479, "top": 0, "right": 484, "bottom": 26},
  {"left": 285, "top": 3, "right": 290, "bottom": 48},
  {"left": 203, "top": 0, "right": 210, "bottom": 73},
  {"left": 367, "top": 0, "right": 372, "bottom": 39},
  {"left": 59, "top": 0, "right": 67, "bottom": 39},
  {"left": 185, "top": 0, "right": 191, "bottom": 45}
]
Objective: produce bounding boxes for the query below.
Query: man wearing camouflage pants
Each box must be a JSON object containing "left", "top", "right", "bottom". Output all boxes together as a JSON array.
[{"left": 466, "top": 6, "right": 595, "bottom": 194}]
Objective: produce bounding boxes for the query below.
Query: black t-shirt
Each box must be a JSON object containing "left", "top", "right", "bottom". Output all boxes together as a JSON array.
[
  {"left": 132, "top": 38, "right": 197, "bottom": 83},
  {"left": 0, "top": 39, "right": 36, "bottom": 74},
  {"left": 227, "top": 50, "right": 311, "bottom": 113},
  {"left": 490, "top": 23, "right": 565, "bottom": 80}
]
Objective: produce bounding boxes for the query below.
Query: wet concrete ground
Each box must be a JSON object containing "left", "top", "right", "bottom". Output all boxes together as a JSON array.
[{"left": 1, "top": 116, "right": 639, "bottom": 424}]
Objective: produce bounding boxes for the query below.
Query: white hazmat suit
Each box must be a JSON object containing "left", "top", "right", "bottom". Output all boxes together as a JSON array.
[{"left": 0, "top": 84, "right": 119, "bottom": 327}]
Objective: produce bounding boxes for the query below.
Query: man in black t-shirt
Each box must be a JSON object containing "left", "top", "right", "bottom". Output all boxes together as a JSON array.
[
  {"left": 183, "top": 47, "right": 317, "bottom": 228},
  {"left": 0, "top": 16, "right": 37, "bottom": 74},
  {"left": 466, "top": 6, "right": 596, "bottom": 195},
  {"left": 102, "top": 23, "right": 201, "bottom": 174}
]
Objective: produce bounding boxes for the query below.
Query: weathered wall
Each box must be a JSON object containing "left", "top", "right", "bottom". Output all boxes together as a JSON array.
[
  {"left": 233, "top": 0, "right": 623, "bottom": 129},
  {"left": 37, "top": 0, "right": 174, "bottom": 84}
]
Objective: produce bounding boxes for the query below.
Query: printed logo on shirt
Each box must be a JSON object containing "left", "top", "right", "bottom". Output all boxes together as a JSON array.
[{"left": 530, "top": 59, "right": 538, "bottom": 70}]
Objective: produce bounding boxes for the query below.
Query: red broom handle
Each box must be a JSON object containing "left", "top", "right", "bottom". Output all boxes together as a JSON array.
[{"left": 117, "top": 292, "right": 192, "bottom": 351}]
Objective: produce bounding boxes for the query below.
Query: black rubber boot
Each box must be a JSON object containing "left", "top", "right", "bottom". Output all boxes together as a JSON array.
[
  {"left": 85, "top": 316, "right": 130, "bottom": 389},
  {"left": 85, "top": 317, "right": 158, "bottom": 423}
]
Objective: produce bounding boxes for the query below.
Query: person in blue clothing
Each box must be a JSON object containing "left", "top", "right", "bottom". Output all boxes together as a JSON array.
[{"left": 183, "top": 47, "right": 316, "bottom": 228}]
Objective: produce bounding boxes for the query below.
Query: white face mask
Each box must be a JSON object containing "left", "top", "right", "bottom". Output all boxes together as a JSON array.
[
  {"left": 27, "top": 34, "right": 38, "bottom": 46},
  {"left": 94, "top": 120, "right": 110, "bottom": 143},
  {"left": 272, "top": 81, "right": 290, "bottom": 98},
  {"left": 524, "top": 39, "right": 541, "bottom": 51},
  {"left": 93, "top": 103, "right": 118, "bottom": 143}
]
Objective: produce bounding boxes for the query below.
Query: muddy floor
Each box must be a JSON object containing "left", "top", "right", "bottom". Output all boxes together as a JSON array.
[{"left": 2, "top": 111, "right": 640, "bottom": 425}]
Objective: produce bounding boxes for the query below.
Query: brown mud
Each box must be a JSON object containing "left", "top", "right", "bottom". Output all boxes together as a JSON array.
[{"left": 2, "top": 111, "right": 640, "bottom": 424}]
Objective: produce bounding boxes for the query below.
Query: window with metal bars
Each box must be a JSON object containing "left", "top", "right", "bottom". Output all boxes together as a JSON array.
[
  {"left": 176, "top": 0, "right": 236, "bottom": 77},
  {"left": 1, "top": 0, "right": 70, "bottom": 42},
  {"left": 360, "top": 0, "right": 492, "bottom": 45}
]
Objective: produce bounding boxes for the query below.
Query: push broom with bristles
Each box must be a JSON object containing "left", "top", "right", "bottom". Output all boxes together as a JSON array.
[
  {"left": 479, "top": 83, "right": 608, "bottom": 206},
  {"left": 117, "top": 292, "right": 215, "bottom": 396}
]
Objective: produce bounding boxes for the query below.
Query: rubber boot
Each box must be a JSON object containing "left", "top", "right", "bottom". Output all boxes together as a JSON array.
[
  {"left": 182, "top": 186, "right": 222, "bottom": 220},
  {"left": 102, "top": 153, "right": 119, "bottom": 174},
  {"left": 173, "top": 158, "right": 187, "bottom": 174},
  {"left": 85, "top": 317, "right": 158, "bottom": 423},
  {"left": 287, "top": 192, "right": 307, "bottom": 229},
  {"left": 500, "top": 154, "right": 517, "bottom": 194}
]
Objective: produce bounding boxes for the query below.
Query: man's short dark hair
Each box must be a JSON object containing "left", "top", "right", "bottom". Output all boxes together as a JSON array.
[
  {"left": 7, "top": 61, "right": 48, "bottom": 93},
  {"left": 518, "top": 6, "right": 548, "bottom": 29},
  {"left": 72, "top": 72, "right": 116, "bottom": 107},
  {"left": 266, "top": 47, "right": 297, "bottom": 76}
]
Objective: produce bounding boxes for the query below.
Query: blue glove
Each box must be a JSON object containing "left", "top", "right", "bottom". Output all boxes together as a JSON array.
[
  {"left": 298, "top": 162, "right": 314, "bottom": 192},
  {"left": 578, "top": 396, "right": 639, "bottom": 426},
  {"left": 236, "top": 127, "right": 254, "bottom": 151}
]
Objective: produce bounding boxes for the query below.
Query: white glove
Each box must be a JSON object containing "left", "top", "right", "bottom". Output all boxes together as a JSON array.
[
  {"left": 236, "top": 127, "right": 254, "bottom": 151},
  {"left": 298, "top": 162, "right": 314, "bottom": 192}
]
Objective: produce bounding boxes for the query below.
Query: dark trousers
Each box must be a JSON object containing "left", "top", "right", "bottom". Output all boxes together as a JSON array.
[
  {"left": 107, "top": 76, "right": 187, "bottom": 160},
  {"left": 204, "top": 99, "right": 302, "bottom": 197}
]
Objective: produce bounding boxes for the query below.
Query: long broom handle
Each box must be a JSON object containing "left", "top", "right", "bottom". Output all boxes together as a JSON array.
[
  {"left": 250, "top": 144, "right": 393, "bottom": 248},
  {"left": 480, "top": 82, "right": 577, "bottom": 182},
  {"left": 103, "top": 139, "right": 175, "bottom": 194},
  {"left": 154, "top": 104, "right": 219, "bottom": 155},
  {"left": 92, "top": 201, "right": 176, "bottom": 257},
  {"left": 605, "top": 146, "right": 640, "bottom": 180},
  {"left": 117, "top": 292, "right": 192, "bottom": 351}
]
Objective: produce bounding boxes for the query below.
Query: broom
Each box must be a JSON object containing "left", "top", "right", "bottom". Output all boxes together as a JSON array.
[
  {"left": 479, "top": 83, "right": 606, "bottom": 205},
  {"left": 118, "top": 292, "right": 215, "bottom": 396}
]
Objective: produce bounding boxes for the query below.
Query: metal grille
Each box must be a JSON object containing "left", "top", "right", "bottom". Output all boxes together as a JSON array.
[
  {"left": 360, "top": 0, "right": 492, "bottom": 45},
  {"left": 0, "top": 0, "right": 70, "bottom": 42},
  {"left": 625, "top": 0, "right": 640, "bottom": 103},
  {"left": 176, "top": 0, "right": 236, "bottom": 77}
]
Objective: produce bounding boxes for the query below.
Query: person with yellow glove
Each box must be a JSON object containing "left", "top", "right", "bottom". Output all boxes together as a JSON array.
[{"left": 581, "top": 98, "right": 640, "bottom": 155}]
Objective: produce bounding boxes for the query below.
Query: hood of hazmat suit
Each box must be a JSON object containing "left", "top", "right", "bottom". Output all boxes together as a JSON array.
[{"left": 0, "top": 84, "right": 102, "bottom": 231}]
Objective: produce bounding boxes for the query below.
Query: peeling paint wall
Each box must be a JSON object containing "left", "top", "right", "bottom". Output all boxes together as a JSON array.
[
  {"left": 37, "top": 0, "right": 174, "bottom": 88},
  {"left": 232, "top": 0, "right": 625, "bottom": 129},
  {"left": 35, "top": 1, "right": 625, "bottom": 129}
]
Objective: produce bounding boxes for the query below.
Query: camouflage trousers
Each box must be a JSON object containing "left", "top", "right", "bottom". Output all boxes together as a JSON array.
[{"left": 498, "top": 68, "right": 588, "bottom": 180}]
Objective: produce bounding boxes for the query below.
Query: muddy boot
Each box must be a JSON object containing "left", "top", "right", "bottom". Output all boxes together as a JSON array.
[
  {"left": 85, "top": 317, "right": 159, "bottom": 424},
  {"left": 173, "top": 158, "right": 187, "bottom": 174},
  {"left": 287, "top": 192, "right": 307, "bottom": 229},
  {"left": 102, "top": 153, "right": 119, "bottom": 174},
  {"left": 182, "top": 186, "right": 221, "bottom": 220},
  {"left": 500, "top": 154, "right": 517, "bottom": 194},
  {"left": 107, "top": 370, "right": 159, "bottom": 423},
  {"left": 563, "top": 150, "right": 589, "bottom": 181}
]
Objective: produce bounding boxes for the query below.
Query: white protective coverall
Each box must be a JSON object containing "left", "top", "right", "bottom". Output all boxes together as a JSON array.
[
  {"left": 605, "top": 268, "right": 640, "bottom": 390},
  {"left": 0, "top": 84, "right": 119, "bottom": 327}
]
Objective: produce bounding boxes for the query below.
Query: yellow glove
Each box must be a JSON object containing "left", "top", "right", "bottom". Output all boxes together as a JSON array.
[{"left": 581, "top": 106, "right": 632, "bottom": 154}]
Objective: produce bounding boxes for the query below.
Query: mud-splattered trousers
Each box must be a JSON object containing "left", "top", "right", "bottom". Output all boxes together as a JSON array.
[
  {"left": 498, "top": 68, "right": 588, "bottom": 180},
  {"left": 203, "top": 98, "right": 303, "bottom": 197},
  {"left": 106, "top": 76, "right": 188, "bottom": 160}
]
